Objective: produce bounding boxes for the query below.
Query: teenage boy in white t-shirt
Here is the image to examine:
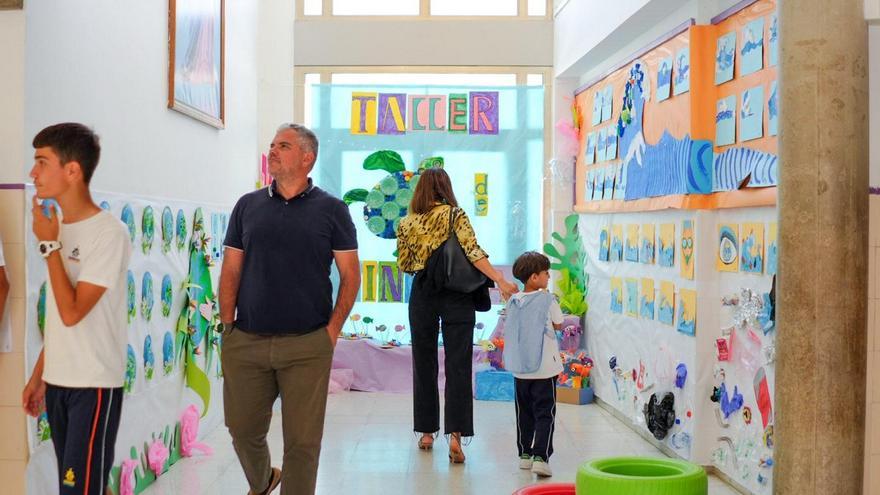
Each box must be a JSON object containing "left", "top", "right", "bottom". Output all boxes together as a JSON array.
[
  {"left": 502, "top": 251, "right": 564, "bottom": 478},
  {"left": 22, "top": 123, "right": 131, "bottom": 495}
]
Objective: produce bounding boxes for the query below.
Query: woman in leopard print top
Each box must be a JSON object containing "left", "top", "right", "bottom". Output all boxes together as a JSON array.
[{"left": 397, "top": 167, "right": 517, "bottom": 463}]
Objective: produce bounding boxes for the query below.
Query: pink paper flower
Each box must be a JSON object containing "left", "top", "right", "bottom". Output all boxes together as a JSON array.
[
  {"left": 119, "top": 459, "right": 138, "bottom": 495},
  {"left": 180, "top": 405, "right": 213, "bottom": 457},
  {"left": 147, "top": 439, "right": 170, "bottom": 476}
]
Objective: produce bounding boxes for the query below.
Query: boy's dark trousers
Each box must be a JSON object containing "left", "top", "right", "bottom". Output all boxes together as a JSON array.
[
  {"left": 514, "top": 377, "right": 556, "bottom": 461},
  {"left": 45, "top": 384, "right": 124, "bottom": 495}
]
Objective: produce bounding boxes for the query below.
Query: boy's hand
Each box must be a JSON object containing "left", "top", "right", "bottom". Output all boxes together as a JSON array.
[
  {"left": 31, "top": 196, "right": 59, "bottom": 241},
  {"left": 22, "top": 378, "right": 46, "bottom": 417}
]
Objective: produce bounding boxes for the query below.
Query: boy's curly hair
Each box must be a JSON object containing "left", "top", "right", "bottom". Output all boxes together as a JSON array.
[{"left": 512, "top": 251, "right": 550, "bottom": 285}]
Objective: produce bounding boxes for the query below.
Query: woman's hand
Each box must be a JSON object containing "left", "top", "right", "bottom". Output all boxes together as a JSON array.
[{"left": 498, "top": 279, "right": 519, "bottom": 300}]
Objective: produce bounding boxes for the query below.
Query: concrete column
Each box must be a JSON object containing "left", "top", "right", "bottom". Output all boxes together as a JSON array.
[{"left": 775, "top": 0, "right": 869, "bottom": 493}]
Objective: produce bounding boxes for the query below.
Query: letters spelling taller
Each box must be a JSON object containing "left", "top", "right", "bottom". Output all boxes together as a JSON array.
[{"left": 350, "top": 91, "right": 499, "bottom": 135}]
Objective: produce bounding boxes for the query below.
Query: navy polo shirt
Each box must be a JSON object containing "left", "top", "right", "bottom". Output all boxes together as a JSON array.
[{"left": 224, "top": 180, "right": 358, "bottom": 335}]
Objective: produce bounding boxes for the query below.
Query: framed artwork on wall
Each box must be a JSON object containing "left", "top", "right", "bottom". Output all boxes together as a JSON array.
[{"left": 168, "top": 0, "right": 225, "bottom": 128}]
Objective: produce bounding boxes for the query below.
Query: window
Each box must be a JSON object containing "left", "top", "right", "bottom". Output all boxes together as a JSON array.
[
  {"left": 298, "top": 0, "right": 550, "bottom": 18},
  {"left": 430, "top": 0, "right": 517, "bottom": 16},
  {"left": 303, "top": 73, "right": 321, "bottom": 128},
  {"left": 303, "top": 0, "right": 322, "bottom": 15},
  {"left": 330, "top": 73, "right": 518, "bottom": 86},
  {"left": 526, "top": 73, "right": 544, "bottom": 86},
  {"left": 528, "top": 0, "right": 547, "bottom": 16},
  {"left": 332, "top": 0, "right": 419, "bottom": 16}
]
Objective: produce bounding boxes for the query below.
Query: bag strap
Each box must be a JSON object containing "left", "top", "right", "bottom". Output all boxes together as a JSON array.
[{"left": 447, "top": 206, "right": 457, "bottom": 238}]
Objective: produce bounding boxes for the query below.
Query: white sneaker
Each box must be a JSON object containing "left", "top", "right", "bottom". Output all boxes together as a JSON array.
[
  {"left": 518, "top": 455, "right": 533, "bottom": 470},
  {"left": 531, "top": 460, "right": 553, "bottom": 477}
]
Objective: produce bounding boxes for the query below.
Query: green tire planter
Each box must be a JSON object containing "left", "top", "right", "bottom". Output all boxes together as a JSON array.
[{"left": 576, "top": 457, "right": 707, "bottom": 495}]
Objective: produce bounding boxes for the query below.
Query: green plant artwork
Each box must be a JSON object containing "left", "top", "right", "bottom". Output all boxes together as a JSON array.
[{"left": 543, "top": 214, "right": 588, "bottom": 316}]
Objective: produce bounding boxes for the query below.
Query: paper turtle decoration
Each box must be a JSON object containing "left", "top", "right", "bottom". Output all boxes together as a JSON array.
[{"left": 343, "top": 150, "right": 443, "bottom": 239}]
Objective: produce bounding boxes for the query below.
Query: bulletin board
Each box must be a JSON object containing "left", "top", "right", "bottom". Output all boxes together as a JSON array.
[{"left": 573, "top": 0, "right": 779, "bottom": 213}]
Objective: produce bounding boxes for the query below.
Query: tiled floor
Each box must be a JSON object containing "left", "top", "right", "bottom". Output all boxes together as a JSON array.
[{"left": 142, "top": 391, "right": 740, "bottom": 494}]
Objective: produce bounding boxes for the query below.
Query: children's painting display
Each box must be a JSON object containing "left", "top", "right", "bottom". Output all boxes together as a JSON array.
[
  {"left": 658, "top": 223, "right": 675, "bottom": 267},
  {"left": 739, "top": 18, "right": 764, "bottom": 77},
  {"left": 640, "top": 278, "right": 655, "bottom": 319},
  {"left": 681, "top": 219, "right": 695, "bottom": 280},
  {"left": 716, "top": 95, "right": 737, "bottom": 146},
  {"left": 674, "top": 47, "right": 691, "bottom": 95},
  {"left": 740, "top": 223, "right": 765, "bottom": 273},
  {"left": 586, "top": 132, "right": 597, "bottom": 164},
  {"left": 581, "top": 210, "right": 704, "bottom": 461},
  {"left": 718, "top": 224, "right": 740, "bottom": 272},
  {"left": 657, "top": 57, "right": 673, "bottom": 101},
  {"left": 611, "top": 224, "right": 624, "bottom": 261},
  {"left": 625, "top": 224, "right": 639, "bottom": 262},
  {"left": 768, "top": 81, "right": 779, "bottom": 136},
  {"left": 676, "top": 288, "right": 697, "bottom": 336},
  {"left": 625, "top": 278, "right": 640, "bottom": 317},
  {"left": 740, "top": 86, "right": 764, "bottom": 142},
  {"left": 712, "top": 208, "right": 777, "bottom": 493},
  {"left": 640, "top": 223, "right": 655, "bottom": 264},
  {"left": 574, "top": 0, "right": 778, "bottom": 213},
  {"left": 766, "top": 222, "right": 778, "bottom": 275},
  {"left": 575, "top": 3, "right": 778, "bottom": 493},
  {"left": 581, "top": 200, "right": 776, "bottom": 491},
  {"left": 715, "top": 31, "right": 736, "bottom": 84},
  {"left": 658, "top": 281, "right": 675, "bottom": 325},
  {"left": 24, "top": 187, "right": 228, "bottom": 493}
]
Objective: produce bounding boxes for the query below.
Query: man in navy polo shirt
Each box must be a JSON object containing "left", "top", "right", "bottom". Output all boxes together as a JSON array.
[{"left": 219, "top": 123, "right": 360, "bottom": 495}]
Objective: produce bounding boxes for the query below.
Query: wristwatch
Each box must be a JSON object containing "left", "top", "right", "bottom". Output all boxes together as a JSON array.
[
  {"left": 217, "top": 321, "right": 234, "bottom": 334},
  {"left": 38, "top": 241, "right": 62, "bottom": 258}
]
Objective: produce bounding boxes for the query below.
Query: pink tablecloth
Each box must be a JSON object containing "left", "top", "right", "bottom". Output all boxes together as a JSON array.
[{"left": 331, "top": 338, "right": 488, "bottom": 393}]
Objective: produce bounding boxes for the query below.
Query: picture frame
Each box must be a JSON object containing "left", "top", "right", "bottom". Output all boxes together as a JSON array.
[
  {"left": 168, "top": 0, "right": 225, "bottom": 128},
  {"left": 0, "top": 0, "right": 24, "bottom": 9}
]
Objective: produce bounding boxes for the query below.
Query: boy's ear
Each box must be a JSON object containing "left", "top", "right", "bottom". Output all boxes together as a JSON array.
[{"left": 64, "top": 161, "right": 84, "bottom": 184}]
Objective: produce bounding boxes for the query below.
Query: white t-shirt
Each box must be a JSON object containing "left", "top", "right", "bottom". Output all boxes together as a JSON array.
[
  {"left": 42, "top": 210, "right": 132, "bottom": 388},
  {"left": 510, "top": 291, "right": 565, "bottom": 380}
]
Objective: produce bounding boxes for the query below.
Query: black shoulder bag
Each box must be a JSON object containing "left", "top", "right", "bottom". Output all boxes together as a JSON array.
[{"left": 425, "top": 207, "right": 487, "bottom": 294}]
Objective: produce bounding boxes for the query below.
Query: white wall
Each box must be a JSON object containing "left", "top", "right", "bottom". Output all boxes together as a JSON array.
[
  {"left": 23, "top": 0, "right": 260, "bottom": 206},
  {"left": 258, "top": 0, "right": 295, "bottom": 159},
  {"left": 868, "top": 0, "right": 880, "bottom": 22},
  {"left": 0, "top": 9, "right": 25, "bottom": 184},
  {"left": 294, "top": 18, "right": 553, "bottom": 67},
  {"left": 554, "top": 0, "right": 741, "bottom": 83}
]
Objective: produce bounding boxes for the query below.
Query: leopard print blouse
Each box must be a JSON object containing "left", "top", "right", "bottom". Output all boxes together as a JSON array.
[{"left": 396, "top": 204, "right": 488, "bottom": 274}]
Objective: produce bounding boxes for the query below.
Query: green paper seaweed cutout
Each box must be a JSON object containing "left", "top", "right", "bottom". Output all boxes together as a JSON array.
[
  {"left": 37, "top": 282, "right": 46, "bottom": 336},
  {"left": 543, "top": 214, "right": 588, "bottom": 316},
  {"left": 174, "top": 207, "right": 217, "bottom": 416}
]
